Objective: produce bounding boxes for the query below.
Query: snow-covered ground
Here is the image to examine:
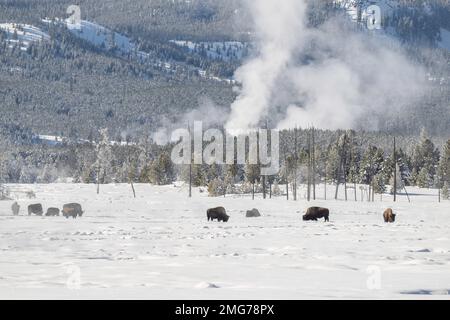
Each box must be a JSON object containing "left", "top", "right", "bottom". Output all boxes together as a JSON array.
[
  {"left": 0, "top": 183, "right": 449, "bottom": 300},
  {"left": 170, "top": 40, "right": 246, "bottom": 61},
  {"left": 439, "top": 28, "right": 450, "bottom": 52},
  {"left": 335, "top": 0, "right": 397, "bottom": 23},
  {"left": 0, "top": 23, "right": 50, "bottom": 50}
]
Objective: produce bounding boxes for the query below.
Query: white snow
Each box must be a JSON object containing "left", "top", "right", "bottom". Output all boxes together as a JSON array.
[
  {"left": 0, "top": 23, "right": 50, "bottom": 50},
  {"left": 170, "top": 40, "right": 246, "bottom": 61},
  {"left": 438, "top": 28, "right": 450, "bottom": 52},
  {"left": 0, "top": 183, "right": 449, "bottom": 299},
  {"left": 335, "top": 0, "right": 397, "bottom": 23},
  {"left": 65, "top": 20, "right": 135, "bottom": 54}
]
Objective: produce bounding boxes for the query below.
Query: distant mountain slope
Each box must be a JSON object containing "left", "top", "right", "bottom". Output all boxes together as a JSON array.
[
  {"left": 335, "top": 0, "right": 450, "bottom": 50},
  {"left": 0, "top": 23, "right": 49, "bottom": 50},
  {"left": 0, "top": 0, "right": 449, "bottom": 142}
]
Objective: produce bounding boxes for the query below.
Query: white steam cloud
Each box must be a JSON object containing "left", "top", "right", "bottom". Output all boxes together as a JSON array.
[{"left": 225, "top": 0, "right": 426, "bottom": 132}]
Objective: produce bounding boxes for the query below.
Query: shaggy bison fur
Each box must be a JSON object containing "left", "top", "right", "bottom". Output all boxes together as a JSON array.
[
  {"left": 303, "top": 207, "right": 330, "bottom": 222},
  {"left": 207, "top": 207, "right": 229, "bottom": 222},
  {"left": 28, "top": 204, "right": 43, "bottom": 216},
  {"left": 46, "top": 207, "right": 60, "bottom": 216},
  {"left": 63, "top": 203, "right": 84, "bottom": 219},
  {"left": 383, "top": 208, "right": 396, "bottom": 223}
]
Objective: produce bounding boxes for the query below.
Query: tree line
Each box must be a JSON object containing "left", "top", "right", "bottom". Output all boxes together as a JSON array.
[{"left": 1, "top": 128, "right": 449, "bottom": 201}]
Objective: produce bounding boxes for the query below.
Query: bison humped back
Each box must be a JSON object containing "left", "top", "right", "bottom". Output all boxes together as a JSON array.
[
  {"left": 303, "top": 207, "right": 329, "bottom": 222},
  {"left": 207, "top": 207, "right": 229, "bottom": 222}
]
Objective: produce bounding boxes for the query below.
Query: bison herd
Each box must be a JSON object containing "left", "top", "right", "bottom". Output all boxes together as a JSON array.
[
  {"left": 11, "top": 200, "right": 397, "bottom": 224},
  {"left": 206, "top": 206, "right": 397, "bottom": 224},
  {"left": 12, "top": 202, "right": 84, "bottom": 219}
]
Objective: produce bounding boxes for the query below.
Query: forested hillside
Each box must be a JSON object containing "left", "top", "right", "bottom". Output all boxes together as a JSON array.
[{"left": 0, "top": 0, "right": 449, "bottom": 187}]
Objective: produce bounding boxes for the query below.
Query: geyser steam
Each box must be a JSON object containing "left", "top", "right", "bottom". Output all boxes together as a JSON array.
[{"left": 225, "top": 0, "right": 426, "bottom": 132}]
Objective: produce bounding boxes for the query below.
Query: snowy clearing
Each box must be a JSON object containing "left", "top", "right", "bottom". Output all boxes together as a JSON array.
[
  {"left": 0, "top": 23, "right": 50, "bottom": 50},
  {"left": 0, "top": 183, "right": 449, "bottom": 300}
]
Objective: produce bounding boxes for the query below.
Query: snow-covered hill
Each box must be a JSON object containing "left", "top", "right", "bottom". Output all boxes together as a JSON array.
[
  {"left": 170, "top": 40, "right": 246, "bottom": 61},
  {"left": 335, "top": 0, "right": 398, "bottom": 23},
  {"left": 0, "top": 23, "right": 50, "bottom": 50},
  {"left": 41, "top": 18, "right": 234, "bottom": 83},
  {"left": 439, "top": 28, "right": 450, "bottom": 52},
  {"left": 336, "top": 0, "right": 450, "bottom": 52},
  {"left": 66, "top": 20, "right": 136, "bottom": 55}
]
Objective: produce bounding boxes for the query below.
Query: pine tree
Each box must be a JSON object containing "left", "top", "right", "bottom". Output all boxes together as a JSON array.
[
  {"left": 438, "top": 139, "right": 450, "bottom": 187},
  {"left": 389, "top": 163, "right": 404, "bottom": 194},
  {"left": 416, "top": 167, "right": 431, "bottom": 188},
  {"left": 372, "top": 173, "right": 386, "bottom": 194},
  {"left": 411, "top": 130, "right": 440, "bottom": 185},
  {"left": 442, "top": 181, "right": 449, "bottom": 200},
  {"left": 244, "top": 161, "right": 260, "bottom": 199},
  {"left": 272, "top": 179, "right": 282, "bottom": 196},
  {"left": 95, "top": 128, "right": 113, "bottom": 193},
  {"left": 148, "top": 151, "right": 175, "bottom": 185},
  {"left": 208, "top": 177, "right": 225, "bottom": 197},
  {"left": 359, "top": 146, "right": 384, "bottom": 186}
]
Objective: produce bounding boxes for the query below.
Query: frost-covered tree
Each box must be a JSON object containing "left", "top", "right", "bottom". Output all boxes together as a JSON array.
[
  {"left": 244, "top": 161, "right": 260, "bottom": 199},
  {"left": 442, "top": 181, "right": 449, "bottom": 200},
  {"left": 148, "top": 151, "right": 175, "bottom": 185},
  {"left": 208, "top": 177, "right": 225, "bottom": 197},
  {"left": 416, "top": 167, "right": 431, "bottom": 188},
  {"left": 372, "top": 173, "right": 386, "bottom": 194},
  {"left": 272, "top": 179, "right": 282, "bottom": 196},
  {"left": 410, "top": 130, "right": 440, "bottom": 185},
  {"left": 95, "top": 128, "right": 113, "bottom": 193},
  {"left": 390, "top": 164, "right": 405, "bottom": 194},
  {"left": 438, "top": 139, "right": 450, "bottom": 187},
  {"left": 359, "top": 146, "right": 385, "bottom": 186}
]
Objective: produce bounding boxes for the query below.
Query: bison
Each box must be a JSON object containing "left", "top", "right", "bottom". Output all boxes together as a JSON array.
[
  {"left": 246, "top": 208, "right": 261, "bottom": 218},
  {"left": 303, "top": 207, "right": 329, "bottom": 222},
  {"left": 207, "top": 207, "right": 229, "bottom": 222},
  {"left": 46, "top": 207, "right": 60, "bottom": 216},
  {"left": 383, "top": 208, "right": 396, "bottom": 223},
  {"left": 63, "top": 203, "right": 83, "bottom": 219},
  {"left": 11, "top": 202, "right": 20, "bottom": 216},
  {"left": 28, "top": 204, "right": 43, "bottom": 216}
]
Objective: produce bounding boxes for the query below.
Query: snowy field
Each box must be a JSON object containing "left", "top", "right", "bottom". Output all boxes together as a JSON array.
[{"left": 0, "top": 183, "right": 449, "bottom": 300}]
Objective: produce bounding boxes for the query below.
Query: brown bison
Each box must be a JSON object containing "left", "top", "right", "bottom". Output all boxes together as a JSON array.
[
  {"left": 46, "top": 207, "right": 60, "bottom": 216},
  {"left": 207, "top": 207, "right": 229, "bottom": 222},
  {"left": 28, "top": 204, "right": 43, "bottom": 216},
  {"left": 303, "top": 207, "right": 330, "bottom": 222},
  {"left": 383, "top": 208, "right": 396, "bottom": 223},
  {"left": 63, "top": 203, "right": 83, "bottom": 219},
  {"left": 246, "top": 208, "right": 261, "bottom": 218}
]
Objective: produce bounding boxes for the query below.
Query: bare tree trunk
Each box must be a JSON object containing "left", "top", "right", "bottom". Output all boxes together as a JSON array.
[
  {"left": 307, "top": 128, "right": 311, "bottom": 202},
  {"left": 286, "top": 179, "right": 289, "bottom": 201},
  {"left": 262, "top": 176, "right": 266, "bottom": 199},
  {"left": 312, "top": 127, "right": 316, "bottom": 200},
  {"left": 189, "top": 163, "right": 192, "bottom": 198},
  {"left": 324, "top": 164, "right": 327, "bottom": 200},
  {"left": 393, "top": 136, "right": 397, "bottom": 202},
  {"left": 404, "top": 185, "right": 411, "bottom": 203},
  {"left": 97, "top": 166, "right": 101, "bottom": 194},
  {"left": 130, "top": 181, "right": 136, "bottom": 198},
  {"left": 344, "top": 168, "right": 348, "bottom": 201},
  {"left": 285, "top": 152, "right": 289, "bottom": 201},
  {"left": 294, "top": 127, "right": 298, "bottom": 201},
  {"left": 269, "top": 182, "right": 272, "bottom": 199},
  {"left": 188, "top": 122, "right": 192, "bottom": 198},
  {"left": 252, "top": 183, "right": 255, "bottom": 200}
]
